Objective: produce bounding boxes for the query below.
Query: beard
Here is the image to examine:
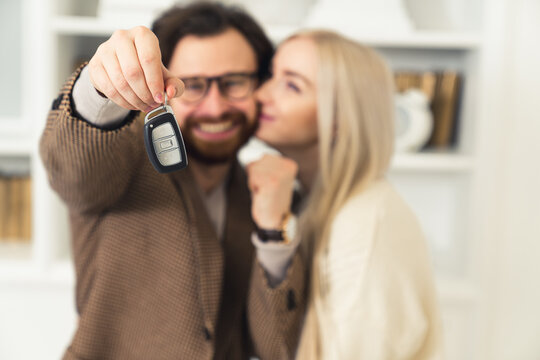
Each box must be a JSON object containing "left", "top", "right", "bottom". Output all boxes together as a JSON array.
[{"left": 181, "top": 109, "right": 259, "bottom": 165}]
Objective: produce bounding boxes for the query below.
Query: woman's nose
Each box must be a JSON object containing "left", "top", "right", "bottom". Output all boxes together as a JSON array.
[{"left": 255, "top": 79, "right": 272, "bottom": 104}]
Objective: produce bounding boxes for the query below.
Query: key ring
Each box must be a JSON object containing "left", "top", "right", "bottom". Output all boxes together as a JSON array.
[{"left": 145, "top": 92, "right": 173, "bottom": 124}]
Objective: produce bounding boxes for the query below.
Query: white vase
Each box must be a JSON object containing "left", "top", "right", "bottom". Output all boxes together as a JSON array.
[
  {"left": 304, "top": 0, "right": 415, "bottom": 36},
  {"left": 394, "top": 89, "right": 433, "bottom": 152},
  {"left": 227, "top": 0, "right": 315, "bottom": 25}
]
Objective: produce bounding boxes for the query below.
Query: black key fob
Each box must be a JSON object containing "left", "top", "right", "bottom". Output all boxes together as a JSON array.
[{"left": 143, "top": 102, "right": 188, "bottom": 173}]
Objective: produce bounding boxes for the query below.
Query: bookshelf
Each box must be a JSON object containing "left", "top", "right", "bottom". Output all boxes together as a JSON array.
[
  {"left": 0, "top": 0, "right": 33, "bottom": 262},
  {"left": 1, "top": 0, "right": 512, "bottom": 359},
  {"left": 0, "top": 0, "right": 77, "bottom": 359},
  {"left": 391, "top": 152, "right": 474, "bottom": 172},
  {"left": 0, "top": 138, "right": 33, "bottom": 157}
]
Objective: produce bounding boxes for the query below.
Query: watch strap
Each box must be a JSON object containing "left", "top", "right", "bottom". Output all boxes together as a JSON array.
[
  {"left": 256, "top": 228, "right": 284, "bottom": 242},
  {"left": 255, "top": 212, "right": 296, "bottom": 243}
]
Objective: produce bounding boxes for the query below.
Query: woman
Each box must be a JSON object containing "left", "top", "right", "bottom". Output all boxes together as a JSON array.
[{"left": 246, "top": 30, "right": 444, "bottom": 359}]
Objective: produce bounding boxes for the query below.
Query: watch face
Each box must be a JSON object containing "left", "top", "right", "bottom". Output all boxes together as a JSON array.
[{"left": 285, "top": 214, "right": 298, "bottom": 243}]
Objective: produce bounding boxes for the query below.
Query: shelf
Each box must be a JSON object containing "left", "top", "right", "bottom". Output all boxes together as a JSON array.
[
  {"left": 0, "top": 120, "right": 34, "bottom": 156},
  {"left": 390, "top": 152, "right": 474, "bottom": 172},
  {"left": 0, "top": 138, "right": 34, "bottom": 157},
  {"left": 52, "top": 16, "right": 481, "bottom": 49},
  {"left": 51, "top": 16, "right": 151, "bottom": 36},
  {"left": 356, "top": 31, "right": 481, "bottom": 49},
  {"left": 0, "top": 242, "right": 32, "bottom": 261},
  {"left": 0, "top": 258, "right": 75, "bottom": 287},
  {"left": 266, "top": 25, "right": 481, "bottom": 49}
]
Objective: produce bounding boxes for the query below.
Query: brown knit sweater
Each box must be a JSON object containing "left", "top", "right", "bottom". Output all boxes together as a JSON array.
[{"left": 39, "top": 67, "right": 307, "bottom": 360}]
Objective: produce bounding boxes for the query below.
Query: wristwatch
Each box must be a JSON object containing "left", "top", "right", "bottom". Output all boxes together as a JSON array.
[{"left": 256, "top": 212, "right": 297, "bottom": 244}]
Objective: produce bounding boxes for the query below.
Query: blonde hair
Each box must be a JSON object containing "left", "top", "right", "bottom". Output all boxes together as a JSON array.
[{"left": 292, "top": 30, "right": 395, "bottom": 359}]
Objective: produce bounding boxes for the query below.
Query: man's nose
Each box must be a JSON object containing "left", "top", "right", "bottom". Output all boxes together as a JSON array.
[{"left": 197, "top": 82, "right": 229, "bottom": 117}]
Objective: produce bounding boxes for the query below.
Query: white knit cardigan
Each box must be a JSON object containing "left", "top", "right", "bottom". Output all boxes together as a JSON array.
[{"left": 316, "top": 179, "right": 445, "bottom": 360}]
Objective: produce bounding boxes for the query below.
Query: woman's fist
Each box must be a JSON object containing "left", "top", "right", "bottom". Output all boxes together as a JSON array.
[{"left": 246, "top": 154, "right": 298, "bottom": 229}]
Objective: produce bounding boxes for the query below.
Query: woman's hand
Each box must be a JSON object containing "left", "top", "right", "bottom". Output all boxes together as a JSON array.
[
  {"left": 246, "top": 154, "right": 298, "bottom": 229},
  {"left": 88, "top": 26, "right": 184, "bottom": 112}
]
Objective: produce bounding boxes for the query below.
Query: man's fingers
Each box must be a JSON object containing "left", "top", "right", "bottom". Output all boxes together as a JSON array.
[
  {"left": 89, "top": 61, "right": 137, "bottom": 110},
  {"left": 115, "top": 33, "right": 157, "bottom": 108},
  {"left": 91, "top": 27, "right": 179, "bottom": 110},
  {"left": 133, "top": 27, "right": 165, "bottom": 104},
  {"left": 101, "top": 52, "right": 151, "bottom": 111}
]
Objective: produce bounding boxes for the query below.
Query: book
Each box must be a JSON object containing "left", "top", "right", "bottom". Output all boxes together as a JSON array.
[
  {"left": 420, "top": 72, "right": 437, "bottom": 102},
  {"left": 0, "top": 175, "right": 32, "bottom": 242},
  {"left": 21, "top": 176, "right": 32, "bottom": 241},
  {"left": 4, "top": 176, "right": 19, "bottom": 240},
  {"left": 429, "top": 71, "right": 461, "bottom": 148},
  {"left": 0, "top": 176, "right": 7, "bottom": 239}
]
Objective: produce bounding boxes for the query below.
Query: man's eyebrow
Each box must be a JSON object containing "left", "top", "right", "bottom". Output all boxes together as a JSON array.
[{"left": 283, "top": 70, "right": 313, "bottom": 87}]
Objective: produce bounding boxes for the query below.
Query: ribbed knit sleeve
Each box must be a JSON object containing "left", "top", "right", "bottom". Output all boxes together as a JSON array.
[{"left": 39, "top": 66, "right": 144, "bottom": 214}]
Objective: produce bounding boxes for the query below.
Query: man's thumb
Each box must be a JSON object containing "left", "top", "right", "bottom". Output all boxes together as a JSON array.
[{"left": 162, "top": 64, "right": 184, "bottom": 100}]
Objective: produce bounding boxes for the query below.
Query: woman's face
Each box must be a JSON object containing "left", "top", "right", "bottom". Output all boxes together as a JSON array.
[{"left": 255, "top": 37, "right": 318, "bottom": 152}]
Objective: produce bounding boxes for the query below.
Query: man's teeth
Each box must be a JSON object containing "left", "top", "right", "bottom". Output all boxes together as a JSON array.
[{"left": 199, "top": 121, "right": 234, "bottom": 133}]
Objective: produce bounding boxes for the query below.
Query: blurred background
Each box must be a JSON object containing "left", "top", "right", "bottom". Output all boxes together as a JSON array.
[{"left": 0, "top": 0, "right": 539, "bottom": 359}]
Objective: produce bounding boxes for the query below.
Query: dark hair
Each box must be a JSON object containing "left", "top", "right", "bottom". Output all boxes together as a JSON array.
[{"left": 152, "top": 2, "right": 274, "bottom": 83}]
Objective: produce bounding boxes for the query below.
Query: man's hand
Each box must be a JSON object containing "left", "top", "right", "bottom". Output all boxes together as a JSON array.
[
  {"left": 246, "top": 155, "right": 298, "bottom": 229},
  {"left": 88, "top": 26, "right": 184, "bottom": 112}
]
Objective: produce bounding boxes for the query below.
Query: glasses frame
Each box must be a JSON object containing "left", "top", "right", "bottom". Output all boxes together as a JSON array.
[{"left": 179, "top": 72, "right": 258, "bottom": 104}]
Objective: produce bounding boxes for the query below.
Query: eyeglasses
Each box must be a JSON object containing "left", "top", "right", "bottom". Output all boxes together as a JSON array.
[{"left": 179, "top": 72, "right": 258, "bottom": 104}]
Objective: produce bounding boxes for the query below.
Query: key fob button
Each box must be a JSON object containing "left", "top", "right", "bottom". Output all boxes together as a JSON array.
[
  {"left": 153, "top": 134, "right": 179, "bottom": 152},
  {"left": 157, "top": 147, "right": 182, "bottom": 166},
  {"left": 152, "top": 122, "right": 175, "bottom": 140},
  {"left": 160, "top": 139, "right": 174, "bottom": 150}
]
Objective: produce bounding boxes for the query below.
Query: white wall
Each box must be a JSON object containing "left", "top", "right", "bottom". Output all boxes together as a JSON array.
[{"left": 483, "top": 0, "right": 540, "bottom": 358}]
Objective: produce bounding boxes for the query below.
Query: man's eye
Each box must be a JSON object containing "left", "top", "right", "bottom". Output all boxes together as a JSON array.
[
  {"left": 223, "top": 78, "right": 247, "bottom": 88},
  {"left": 185, "top": 82, "right": 205, "bottom": 91}
]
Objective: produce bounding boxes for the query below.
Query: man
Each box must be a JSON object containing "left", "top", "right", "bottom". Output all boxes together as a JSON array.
[{"left": 40, "top": 3, "right": 306, "bottom": 359}]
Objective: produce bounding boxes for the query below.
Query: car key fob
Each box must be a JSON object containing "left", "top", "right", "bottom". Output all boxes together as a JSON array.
[{"left": 143, "top": 96, "right": 188, "bottom": 173}]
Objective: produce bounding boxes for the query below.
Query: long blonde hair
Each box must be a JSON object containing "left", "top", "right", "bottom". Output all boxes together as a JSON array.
[{"left": 293, "top": 30, "right": 395, "bottom": 359}]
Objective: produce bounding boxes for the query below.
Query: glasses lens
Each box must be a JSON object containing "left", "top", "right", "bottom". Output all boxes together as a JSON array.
[
  {"left": 181, "top": 78, "right": 207, "bottom": 103},
  {"left": 219, "top": 74, "right": 255, "bottom": 100}
]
